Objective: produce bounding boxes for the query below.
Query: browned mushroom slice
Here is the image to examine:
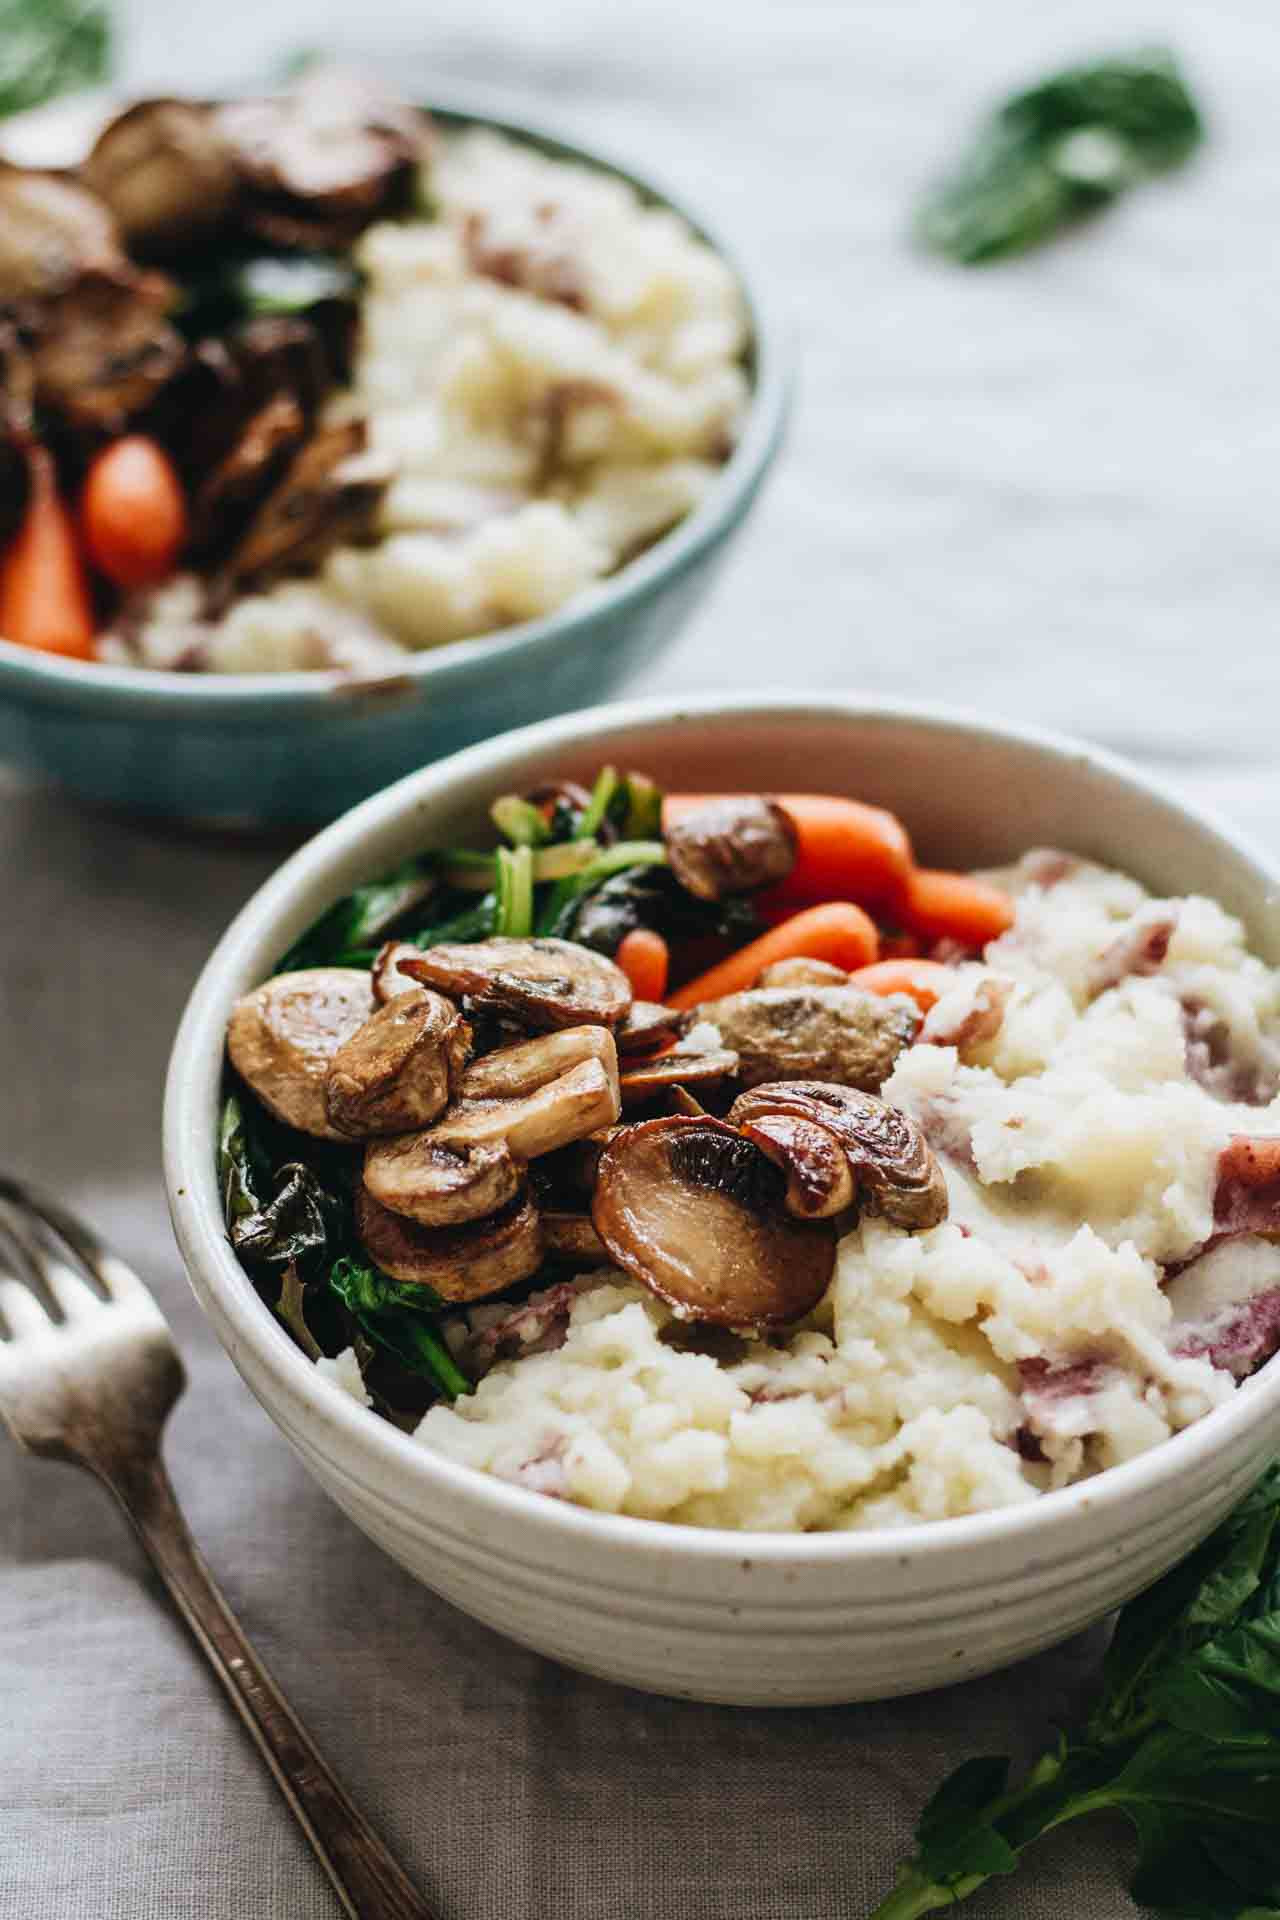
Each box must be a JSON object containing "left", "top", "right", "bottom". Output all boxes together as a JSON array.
[
  {"left": 694, "top": 986, "right": 918, "bottom": 1093},
  {"left": 221, "top": 417, "right": 392, "bottom": 590},
  {"left": 325, "top": 989, "right": 470, "bottom": 1137},
  {"left": 0, "top": 167, "right": 122, "bottom": 302},
  {"left": 459, "top": 1025, "right": 617, "bottom": 1101},
  {"left": 355, "top": 1184, "right": 543, "bottom": 1301},
  {"left": 0, "top": 326, "right": 33, "bottom": 547},
  {"left": 737, "top": 1113, "right": 855, "bottom": 1220},
  {"left": 82, "top": 99, "right": 239, "bottom": 259},
  {"left": 227, "top": 967, "right": 375, "bottom": 1139},
  {"left": 214, "top": 66, "right": 433, "bottom": 252},
  {"left": 619, "top": 1047, "right": 740, "bottom": 1108},
  {"left": 28, "top": 266, "right": 186, "bottom": 436},
  {"left": 757, "top": 957, "right": 850, "bottom": 989},
  {"left": 363, "top": 1132, "right": 518, "bottom": 1228},
  {"left": 667, "top": 1087, "right": 708, "bottom": 1119},
  {"left": 433, "top": 1055, "right": 621, "bottom": 1162},
  {"left": 665, "top": 796, "right": 798, "bottom": 902},
  {"left": 729, "top": 1082, "right": 947, "bottom": 1232},
  {"left": 372, "top": 940, "right": 429, "bottom": 1004},
  {"left": 616, "top": 1000, "right": 684, "bottom": 1057},
  {"left": 592, "top": 1116, "right": 835, "bottom": 1327},
  {"left": 187, "top": 390, "right": 306, "bottom": 561},
  {"left": 543, "top": 1212, "right": 613, "bottom": 1265},
  {"left": 401, "top": 937, "right": 632, "bottom": 1031}
]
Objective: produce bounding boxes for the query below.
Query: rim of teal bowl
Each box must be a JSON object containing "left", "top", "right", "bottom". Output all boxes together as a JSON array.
[{"left": 0, "top": 92, "right": 790, "bottom": 723}]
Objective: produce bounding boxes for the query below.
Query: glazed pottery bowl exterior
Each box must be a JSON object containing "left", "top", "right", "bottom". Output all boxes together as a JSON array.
[
  {"left": 164, "top": 694, "right": 1280, "bottom": 1705},
  {"left": 0, "top": 103, "right": 786, "bottom": 828}
]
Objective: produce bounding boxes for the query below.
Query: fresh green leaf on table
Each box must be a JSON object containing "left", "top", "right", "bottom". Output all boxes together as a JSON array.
[
  {"left": 867, "top": 1462, "right": 1280, "bottom": 1920},
  {"left": 0, "top": 0, "right": 111, "bottom": 120},
  {"left": 915, "top": 49, "right": 1203, "bottom": 263}
]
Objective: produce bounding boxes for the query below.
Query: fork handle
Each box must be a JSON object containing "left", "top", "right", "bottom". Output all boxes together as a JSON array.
[{"left": 108, "top": 1454, "right": 439, "bottom": 1920}]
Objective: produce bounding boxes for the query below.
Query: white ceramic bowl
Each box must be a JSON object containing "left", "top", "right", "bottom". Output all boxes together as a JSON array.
[{"left": 163, "top": 694, "right": 1280, "bottom": 1705}]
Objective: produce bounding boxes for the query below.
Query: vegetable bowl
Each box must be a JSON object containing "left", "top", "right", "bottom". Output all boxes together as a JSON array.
[
  {"left": 164, "top": 694, "right": 1280, "bottom": 1705},
  {"left": 0, "top": 79, "right": 785, "bottom": 825}
]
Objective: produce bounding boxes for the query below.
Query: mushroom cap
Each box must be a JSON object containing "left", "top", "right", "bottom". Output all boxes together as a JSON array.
[
  {"left": 401, "top": 937, "right": 632, "bottom": 1031},
  {"left": 354, "top": 1184, "right": 543, "bottom": 1300},
  {"left": 591, "top": 1116, "right": 836, "bottom": 1327},
  {"left": 542, "top": 1212, "right": 613, "bottom": 1266},
  {"left": 757, "top": 957, "right": 850, "bottom": 989},
  {"left": 693, "top": 986, "right": 919, "bottom": 1093},
  {"left": 363, "top": 1131, "right": 518, "bottom": 1228},
  {"left": 459, "top": 1024, "right": 617, "bottom": 1101},
  {"left": 325, "top": 988, "right": 470, "bottom": 1137},
  {"left": 665, "top": 796, "right": 798, "bottom": 901},
  {"left": 433, "top": 1053, "right": 621, "bottom": 1163},
  {"left": 82, "top": 99, "right": 240, "bottom": 258},
  {"left": 737, "top": 1112, "right": 855, "bottom": 1220},
  {"left": 227, "top": 967, "right": 375, "bottom": 1138},
  {"left": 618, "top": 1046, "right": 740, "bottom": 1108},
  {"left": 372, "top": 940, "right": 428, "bottom": 1004},
  {"left": 729, "top": 1082, "right": 948, "bottom": 1232},
  {"left": 616, "top": 1000, "right": 684, "bottom": 1057},
  {"left": 0, "top": 167, "right": 122, "bottom": 303}
]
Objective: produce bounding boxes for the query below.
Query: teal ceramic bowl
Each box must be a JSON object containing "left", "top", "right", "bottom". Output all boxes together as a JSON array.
[{"left": 0, "top": 100, "right": 787, "bottom": 827}]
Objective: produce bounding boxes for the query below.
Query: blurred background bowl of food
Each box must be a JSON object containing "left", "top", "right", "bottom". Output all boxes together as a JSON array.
[{"left": 0, "top": 74, "right": 787, "bottom": 827}]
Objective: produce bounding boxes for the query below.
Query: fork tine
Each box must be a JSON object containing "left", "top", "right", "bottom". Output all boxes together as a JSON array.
[
  {"left": 0, "top": 1174, "right": 148, "bottom": 1303},
  {"left": 0, "top": 1276, "right": 52, "bottom": 1340},
  {"left": 0, "top": 1201, "right": 101, "bottom": 1320}
]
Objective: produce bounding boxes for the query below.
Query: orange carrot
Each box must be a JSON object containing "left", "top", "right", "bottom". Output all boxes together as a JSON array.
[
  {"left": 847, "top": 958, "right": 955, "bottom": 1013},
  {"left": 663, "top": 792, "right": 913, "bottom": 908},
  {"left": 0, "top": 448, "right": 95, "bottom": 659},
  {"left": 900, "top": 868, "right": 1015, "bottom": 948},
  {"left": 669, "top": 902, "right": 879, "bottom": 1009},
  {"left": 879, "top": 929, "right": 923, "bottom": 960},
  {"left": 81, "top": 436, "right": 187, "bottom": 590},
  {"left": 616, "top": 927, "right": 670, "bottom": 1003}
]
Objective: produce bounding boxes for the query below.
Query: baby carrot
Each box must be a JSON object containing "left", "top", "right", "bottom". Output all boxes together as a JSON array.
[
  {"left": 847, "top": 958, "right": 955, "bottom": 1013},
  {"left": 616, "top": 927, "right": 670, "bottom": 1004},
  {"left": 900, "top": 868, "right": 1015, "bottom": 948},
  {"left": 669, "top": 902, "right": 879, "bottom": 1010},
  {"left": 663, "top": 792, "right": 913, "bottom": 908},
  {"left": 81, "top": 435, "right": 188, "bottom": 590},
  {"left": 0, "top": 448, "right": 95, "bottom": 659}
]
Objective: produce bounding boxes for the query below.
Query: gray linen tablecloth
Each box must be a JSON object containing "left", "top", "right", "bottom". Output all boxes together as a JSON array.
[{"left": 4, "top": 1, "right": 1280, "bottom": 1913}]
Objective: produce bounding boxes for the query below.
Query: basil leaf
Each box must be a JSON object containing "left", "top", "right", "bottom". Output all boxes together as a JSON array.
[
  {"left": 916, "top": 49, "right": 1202, "bottom": 263},
  {"left": 0, "top": 0, "right": 111, "bottom": 120}
]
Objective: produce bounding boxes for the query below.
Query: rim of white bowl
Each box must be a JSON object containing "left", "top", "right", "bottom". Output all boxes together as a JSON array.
[
  {"left": 164, "top": 691, "right": 1280, "bottom": 1566},
  {"left": 0, "top": 91, "right": 789, "bottom": 719}
]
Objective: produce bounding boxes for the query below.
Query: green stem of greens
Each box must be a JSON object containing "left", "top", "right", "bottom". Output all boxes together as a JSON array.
[
  {"left": 621, "top": 773, "right": 663, "bottom": 841},
  {"left": 441, "top": 840, "right": 600, "bottom": 892},
  {"left": 495, "top": 843, "right": 535, "bottom": 937},
  {"left": 491, "top": 794, "right": 551, "bottom": 848},
  {"left": 575, "top": 765, "right": 620, "bottom": 840},
  {"left": 534, "top": 841, "right": 670, "bottom": 938},
  {"left": 865, "top": 1871, "right": 991, "bottom": 1920}
]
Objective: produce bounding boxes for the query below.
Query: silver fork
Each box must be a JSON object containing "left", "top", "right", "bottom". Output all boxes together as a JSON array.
[{"left": 0, "top": 1174, "right": 438, "bottom": 1920}]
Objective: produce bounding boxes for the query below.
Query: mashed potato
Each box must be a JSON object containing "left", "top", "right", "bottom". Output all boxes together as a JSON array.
[
  {"left": 119, "top": 126, "right": 748, "bottom": 674},
  {"left": 411, "top": 854, "right": 1280, "bottom": 1531}
]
